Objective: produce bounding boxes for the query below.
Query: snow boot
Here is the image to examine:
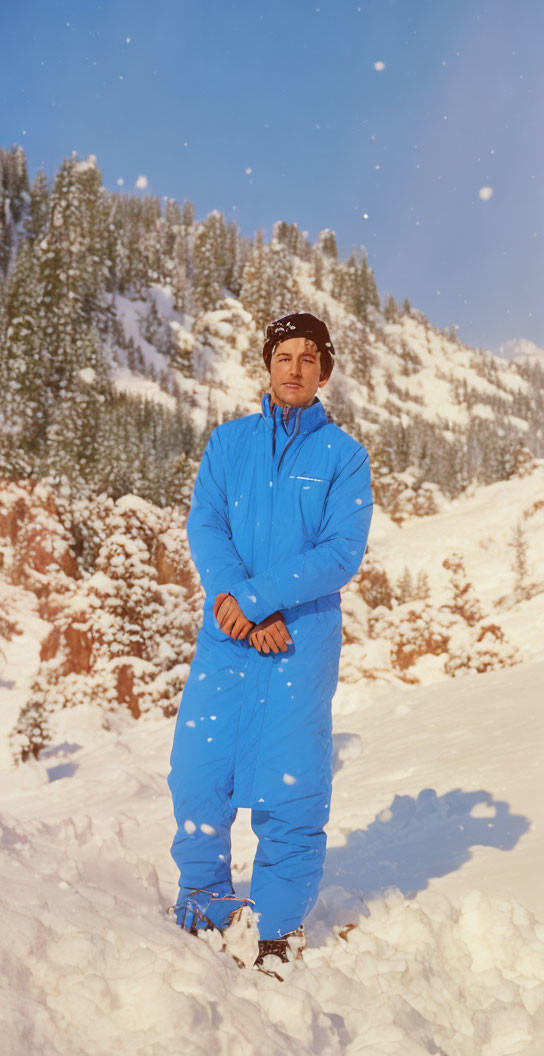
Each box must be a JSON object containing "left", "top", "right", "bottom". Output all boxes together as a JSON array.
[
  {"left": 167, "top": 889, "right": 255, "bottom": 936},
  {"left": 253, "top": 926, "right": 306, "bottom": 979},
  {"left": 167, "top": 894, "right": 304, "bottom": 979}
]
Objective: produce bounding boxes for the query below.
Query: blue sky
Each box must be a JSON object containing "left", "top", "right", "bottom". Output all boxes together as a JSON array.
[{"left": 1, "top": 0, "right": 542, "bottom": 356}]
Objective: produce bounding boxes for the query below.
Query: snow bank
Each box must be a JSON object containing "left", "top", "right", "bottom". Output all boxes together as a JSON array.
[
  {"left": 1, "top": 812, "right": 542, "bottom": 1056},
  {"left": 0, "top": 653, "right": 543, "bottom": 1054}
]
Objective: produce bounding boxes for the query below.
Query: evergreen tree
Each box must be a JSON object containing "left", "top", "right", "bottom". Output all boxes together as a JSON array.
[
  {"left": 0, "top": 145, "right": 30, "bottom": 276},
  {"left": 330, "top": 260, "right": 345, "bottom": 303},
  {"left": 415, "top": 569, "right": 431, "bottom": 599},
  {"left": 365, "top": 260, "right": 380, "bottom": 311},
  {"left": 510, "top": 520, "right": 529, "bottom": 603},
  {"left": 384, "top": 292, "right": 399, "bottom": 322},
  {"left": 317, "top": 228, "right": 338, "bottom": 259},
  {"left": 224, "top": 218, "right": 244, "bottom": 297},
  {"left": 397, "top": 566, "right": 414, "bottom": 603},
  {"left": 192, "top": 217, "right": 222, "bottom": 313},
  {"left": 0, "top": 238, "right": 46, "bottom": 468},
  {"left": 23, "top": 168, "right": 50, "bottom": 246},
  {"left": 239, "top": 228, "right": 271, "bottom": 330},
  {"left": 343, "top": 249, "right": 366, "bottom": 321},
  {"left": 268, "top": 236, "right": 297, "bottom": 318},
  {"left": 442, "top": 553, "right": 484, "bottom": 625},
  {"left": 311, "top": 245, "right": 324, "bottom": 291}
]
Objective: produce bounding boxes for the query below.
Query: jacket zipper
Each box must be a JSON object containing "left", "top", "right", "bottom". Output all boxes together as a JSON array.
[
  {"left": 269, "top": 407, "right": 303, "bottom": 565},
  {"left": 277, "top": 407, "right": 302, "bottom": 473}
]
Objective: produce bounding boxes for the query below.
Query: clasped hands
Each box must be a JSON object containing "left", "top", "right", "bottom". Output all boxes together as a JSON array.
[{"left": 213, "top": 592, "right": 293, "bottom": 654}]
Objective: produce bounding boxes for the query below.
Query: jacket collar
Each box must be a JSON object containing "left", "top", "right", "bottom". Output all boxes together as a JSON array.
[{"left": 260, "top": 391, "right": 328, "bottom": 435}]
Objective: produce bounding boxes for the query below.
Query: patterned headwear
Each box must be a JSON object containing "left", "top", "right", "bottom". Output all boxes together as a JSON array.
[{"left": 262, "top": 312, "right": 335, "bottom": 374}]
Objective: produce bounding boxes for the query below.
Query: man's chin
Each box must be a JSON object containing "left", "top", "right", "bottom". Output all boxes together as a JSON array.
[
  {"left": 270, "top": 386, "right": 315, "bottom": 409},
  {"left": 281, "top": 388, "right": 310, "bottom": 405}
]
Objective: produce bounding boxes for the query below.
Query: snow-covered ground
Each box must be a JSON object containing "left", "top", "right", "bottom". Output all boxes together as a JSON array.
[{"left": 1, "top": 611, "right": 543, "bottom": 1053}]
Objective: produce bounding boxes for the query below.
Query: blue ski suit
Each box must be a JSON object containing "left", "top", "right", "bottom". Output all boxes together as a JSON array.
[{"left": 167, "top": 392, "right": 373, "bottom": 938}]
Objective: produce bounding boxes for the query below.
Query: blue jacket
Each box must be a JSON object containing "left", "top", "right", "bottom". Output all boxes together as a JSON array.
[{"left": 181, "top": 391, "right": 374, "bottom": 810}]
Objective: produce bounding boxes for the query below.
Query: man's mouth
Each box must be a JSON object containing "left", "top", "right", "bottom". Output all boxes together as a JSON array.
[{"left": 284, "top": 383, "right": 301, "bottom": 388}]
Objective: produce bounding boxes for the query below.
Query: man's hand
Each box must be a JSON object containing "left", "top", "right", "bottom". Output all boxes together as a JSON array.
[
  {"left": 249, "top": 612, "right": 293, "bottom": 654},
  {"left": 213, "top": 592, "right": 255, "bottom": 640}
]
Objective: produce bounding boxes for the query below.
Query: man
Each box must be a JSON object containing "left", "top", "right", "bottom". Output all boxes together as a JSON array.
[{"left": 167, "top": 311, "right": 373, "bottom": 965}]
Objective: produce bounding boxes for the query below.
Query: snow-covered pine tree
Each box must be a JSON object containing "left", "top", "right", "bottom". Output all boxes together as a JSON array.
[
  {"left": 317, "top": 228, "right": 338, "bottom": 260},
  {"left": 415, "top": 569, "right": 431, "bottom": 600},
  {"left": 0, "top": 238, "right": 43, "bottom": 474},
  {"left": 329, "top": 259, "right": 345, "bottom": 303},
  {"left": 311, "top": 244, "right": 324, "bottom": 291},
  {"left": 268, "top": 232, "right": 298, "bottom": 318},
  {"left": 342, "top": 249, "right": 367, "bottom": 322},
  {"left": 509, "top": 520, "right": 529, "bottom": 604},
  {"left": 383, "top": 292, "right": 400, "bottom": 323},
  {"left": 442, "top": 552, "right": 484, "bottom": 625},
  {"left": 397, "top": 566, "right": 415, "bottom": 603},
  {"left": 23, "top": 168, "right": 50, "bottom": 247},
  {"left": 192, "top": 217, "right": 222, "bottom": 313},
  {"left": 0, "top": 145, "right": 30, "bottom": 277},
  {"left": 239, "top": 228, "right": 272, "bottom": 331},
  {"left": 224, "top": 218, "right": 245, "bottom": 297}
]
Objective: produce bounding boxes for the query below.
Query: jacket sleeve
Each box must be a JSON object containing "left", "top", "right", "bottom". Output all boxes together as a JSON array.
[
  {"left": 186, "top": 426, "right": 250, "bottom": 603},
  {"left": 228, "top": 445, "right": 373, "bottom": 624}
]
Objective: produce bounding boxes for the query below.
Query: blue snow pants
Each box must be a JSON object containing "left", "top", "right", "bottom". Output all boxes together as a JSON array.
[{"left": 167, "top": 392, "right": 373, "bottom": 939}]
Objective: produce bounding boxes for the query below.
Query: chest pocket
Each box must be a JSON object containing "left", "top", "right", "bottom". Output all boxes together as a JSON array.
[{"left": 288, "top": 471, "right": 332, "bottom": 539}]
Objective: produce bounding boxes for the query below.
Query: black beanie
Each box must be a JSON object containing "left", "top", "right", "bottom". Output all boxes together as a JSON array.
[{"left": 262, "top": 312, "right": 335, "bottom": 375}]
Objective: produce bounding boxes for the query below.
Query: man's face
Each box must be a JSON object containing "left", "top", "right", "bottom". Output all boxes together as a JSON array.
[{"left": 269, "top": 337, "right": 329, "bottom": 409}]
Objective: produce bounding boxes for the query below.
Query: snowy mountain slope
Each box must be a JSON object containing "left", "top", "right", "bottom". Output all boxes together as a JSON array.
[
  {"left": 294, "top": 259, "right": 531, "bottom": 425},
  {"left": 108, "top": 269, "right": 540, "bottom": 467},
  {"left": 365, "top": 463, "right": 544, "bottom": 641},
  {"left": 337, "top": 459, "right": 544, "bottom": 690}
]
